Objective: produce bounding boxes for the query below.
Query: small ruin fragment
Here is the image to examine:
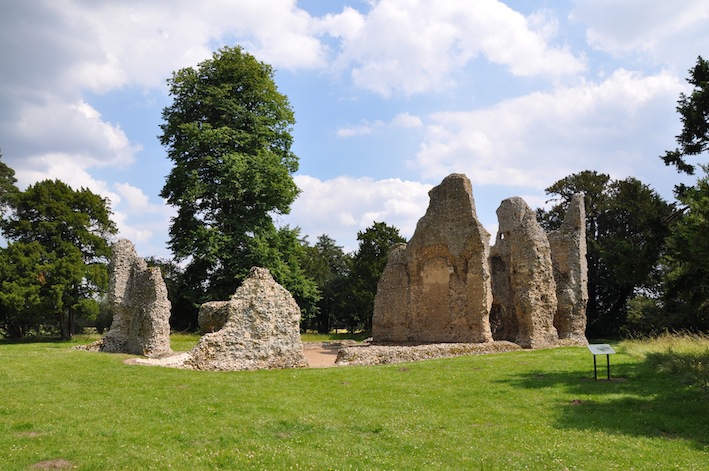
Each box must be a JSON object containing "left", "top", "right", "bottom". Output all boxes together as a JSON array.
[
  {"left": 181, "top": 267, "right": 307, "bottom": 371},
  {"left": 373, "top": 173, "right": 588, "bottom": 349},
  {"left": 372, "top": 174, "right": 493, "bottom": 344},
  {"left": 98, "top": 239, "right": 172, "bottom": 357}
]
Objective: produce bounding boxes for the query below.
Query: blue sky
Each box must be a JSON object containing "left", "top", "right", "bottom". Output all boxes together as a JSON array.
[{"left": 1, "top": 0, "right": 707, "bottom": 258}]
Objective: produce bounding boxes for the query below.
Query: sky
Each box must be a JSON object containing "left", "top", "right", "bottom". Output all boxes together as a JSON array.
[{"left": 1, "top": 0, "right": 707, "bottom": 258}]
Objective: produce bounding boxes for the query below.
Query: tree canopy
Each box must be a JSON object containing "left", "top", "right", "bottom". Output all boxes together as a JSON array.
[
  {"left": 656, "top": 57, "right": 709, "bottom": 332},
  {"left": 661, "top": 56, "right": 709, "bottom": 193},
  {"left": 300, "top": 234, "right": 352, "bottom": 333},
  {"left": 159, "top": 46, "right": 315, "bottom": 319},
  {"left": 0, "top": 178, "right": 116, "bottom": 339},
  {"left": 345, "top": 222, "right": 406, "bottom": 333}
]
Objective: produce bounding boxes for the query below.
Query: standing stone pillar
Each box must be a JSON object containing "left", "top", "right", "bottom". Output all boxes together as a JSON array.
[
  {"left": 548, "top": 193, "right": 588, "bottom": 344},
  {"left": 99, "top": 239, "right": 172, "bottom": 357},
  {"left": 491, "top": 198, "right": 558, "bottom": 348}
]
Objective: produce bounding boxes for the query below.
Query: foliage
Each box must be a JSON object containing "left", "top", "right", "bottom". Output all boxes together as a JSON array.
[
  {"left": 660, "top": 56, "right": 709, "bottom": 193},
  {"left": 344, "top": 222, "right": 406, "bottom": 333},
  {"left": 159, "top": 45, "right": 311, "bottom": 316},
  {"left": 0, "top": 179, "right": 116, "bottom": 339},
  {"left": 661, "top": 169, "right": 709, "bottom": 332},
  {"left": 538, "top": 171, "right": 674, "bottom": 337},
  {"left": 299, "top": 234, "right": 352, "bottom": 333},
  {"left": 0, "top": 242, "right": 44, "bottom": 338},
  {"left": 1, "top": 337, "right": 708, "bottom": 469},
  {"left": 0, "top": 151, "right": 19, "bottom": 216},
  {"left": 655, "top": 57, "right": 709, "bottom": 334}
]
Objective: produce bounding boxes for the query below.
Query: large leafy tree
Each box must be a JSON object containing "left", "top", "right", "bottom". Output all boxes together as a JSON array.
[
  {"left": 0, "top": 179, "right": 116, "bottom": 339},
  {"left": 160, "top": 46, "right": 306, "bottom": 309},
  {"left": 344, "top": 222, "right": 406, "bottom": 333},
  {"left": 538, "top": 171, "right": 673, "bottom": 337}
]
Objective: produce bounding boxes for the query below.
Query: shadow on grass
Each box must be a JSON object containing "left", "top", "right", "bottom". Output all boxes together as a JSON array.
[
  {"left": 501, "top": 353, "right": 709, "bottom": 451},
  {"left": 0, "top": 336, "right": 71, "bottom": 345}
]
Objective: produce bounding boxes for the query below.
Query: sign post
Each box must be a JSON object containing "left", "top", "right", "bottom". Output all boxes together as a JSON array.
[{"left": 587, "top": 344, "right": 616, "bottom": 380}]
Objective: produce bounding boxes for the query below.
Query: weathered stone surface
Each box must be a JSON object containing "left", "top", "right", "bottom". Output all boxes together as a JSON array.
[
  {"left": 372, "top": 173, "right": 493, "bottom": 344},
  {"left": 100, "top": 239, "right": 172, "bottom": 357},
  {"left": 490, "top": 197, "right": 558, "bottom": 349},
  {"left": 197, "top": 301, "right": 230, "bottom": 333},
  {"left": 548, "top": 193, "right": 588, "bottom": 344},
  {"left": 183, "top": 267, "right": 307, "bottom": 371}
]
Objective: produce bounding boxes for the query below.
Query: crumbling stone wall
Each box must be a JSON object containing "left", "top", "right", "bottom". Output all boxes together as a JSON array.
[
  {"left": 490, "top": 198, "right": 559, "bottom": 348},
  {"left": 183, "top": 267, "right": 307, "bottom": 371},
  {"left": 548, "top": 193, "right": 588, "bottom": 344},
  {"left": 99, "top": 239, "right": 172, "bottom": 357},
  {"left": 372, "top": 173, "right": 493, "bottom": 344},
  {"left": 373, "top": 173, "right": 587, "bottom": 350}
]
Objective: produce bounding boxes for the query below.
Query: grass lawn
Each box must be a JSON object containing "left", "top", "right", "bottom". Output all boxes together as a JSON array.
[{"left": 0, "top": 334, "right": 707, "bottom": 470}]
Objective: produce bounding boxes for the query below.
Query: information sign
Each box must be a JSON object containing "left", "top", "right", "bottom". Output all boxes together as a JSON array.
[{"left": 587, "top": 344, "right": 616, "bottom": 380}]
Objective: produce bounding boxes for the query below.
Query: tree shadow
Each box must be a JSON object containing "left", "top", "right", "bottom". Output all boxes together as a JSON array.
[
  {"left": 0, "top": 336, "right": 72, "bottom": 345},
  {"left": 500, "top": 354, "right": 709, "bottom": 451}
]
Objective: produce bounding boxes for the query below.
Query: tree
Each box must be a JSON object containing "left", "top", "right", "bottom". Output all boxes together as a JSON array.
[
  {"left": 538, "top": 171, "right": 674, "bottom": 337},
  {"left": 300, "top": 234, "right": 352, "bottom": 333},
  {"left": 159, "top": 46, "right": 305, "bottom": 308},
  {"left": 661, "top": 169, "right": 709, "bottom": 332},
  {"left": 661, "top": 56, "right": 709, "bottom": 194},
  {"left": 345, "top": 222, "right": 406, "bottom": 333},
  {"left": 0, "top": 150, "right": 19, "bottom": 216},
  {"left": 0, "top": 179, "right": 116, "bottom": 339},
  {"left": 0, "top": 242, "right": 44, "bottom": 338},
  {"left": 656, "top": 57, "right": 709, "bottom": 333}
]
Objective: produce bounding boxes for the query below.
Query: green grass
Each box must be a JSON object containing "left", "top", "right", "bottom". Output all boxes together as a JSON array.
[{"left": 1, "top": 335, "right": 707, "bottom": 470}]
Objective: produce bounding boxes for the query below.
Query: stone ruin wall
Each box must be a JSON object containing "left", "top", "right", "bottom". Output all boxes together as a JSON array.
[
  {"left": 373, "top": 173, "right": 588, "bottom": 349},
  {"left": 184, "top": 267, "right": 308, "bottom": 371},
  {"left": 373, "top": 174, "right": 492, "bottom": 344},
  {"left": 489, "top": 197, "right": 560, "bottom": 349},
  {"left": 98, "top": 239, "right": 173, "bottom": 357},
  {"left": 547, "top": 193, "right": 588, "bottom": 343}
]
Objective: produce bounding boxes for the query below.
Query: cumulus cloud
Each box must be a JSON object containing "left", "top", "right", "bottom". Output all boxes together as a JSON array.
[
  {"left": 285, "top": 175, "right": 432, "bottom": 252},
  {"left": 322, "top": 0, "right": 585, "bottom": 96},
  {"left": 111, "top": 183, "right": 175, "bottom": 256},
  {"left": 411, "top": 70, "right": 684, "bottom": 190}
]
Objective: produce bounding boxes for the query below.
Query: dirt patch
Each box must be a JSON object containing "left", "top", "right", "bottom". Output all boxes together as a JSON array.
[
  {"left": 303, "top": 347, "right": 339, "bottom": 368},
  {"left": 31, "top": 459, "right": 73, "bottom": 469}
]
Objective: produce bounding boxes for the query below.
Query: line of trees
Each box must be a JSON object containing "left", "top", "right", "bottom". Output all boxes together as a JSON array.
[{"left": 0, "top": 51, "right": 707, "bottom": 339}]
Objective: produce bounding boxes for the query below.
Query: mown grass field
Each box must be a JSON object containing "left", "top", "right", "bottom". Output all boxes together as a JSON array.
[{"left": 0, "top": 334, "right": 707, "bottom": 470}]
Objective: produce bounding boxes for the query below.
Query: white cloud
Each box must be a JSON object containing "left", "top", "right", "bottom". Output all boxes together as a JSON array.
[
  {"left": 391, "top": 112, "right": 423, "bottom": 129},
  {"left": 324, "top": 0, "right": 584, "bottom": 96},
  {"left": 571, "top": 0, "right": 709, "bottom": 69},
  {"left": 411, "top": 70, "right": 684, "bottom": 189},
  {"left": 285, "top": 175, "right": 432, "bottom": 252}
]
